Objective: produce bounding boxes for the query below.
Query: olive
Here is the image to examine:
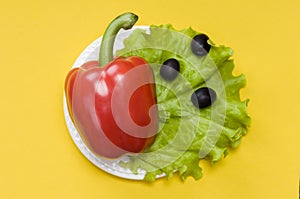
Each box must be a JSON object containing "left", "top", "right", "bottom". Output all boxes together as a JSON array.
[
  {"left": 191, "top": 34, "right": 211, "bottom": 56},
  {"left": 160, "top": 58, "right": 180, "bottom": 81},
  {"left": 191, "top": 87, "right": 217, "bottom": 108}
]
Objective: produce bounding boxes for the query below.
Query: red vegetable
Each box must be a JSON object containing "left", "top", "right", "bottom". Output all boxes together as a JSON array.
[{"left": 65, "top": 13, "right": 158, "bottom": 158}]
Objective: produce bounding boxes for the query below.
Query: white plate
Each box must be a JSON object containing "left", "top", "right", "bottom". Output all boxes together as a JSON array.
[{"left": 63, "top": 26, "right": 164, "bottom": 180}]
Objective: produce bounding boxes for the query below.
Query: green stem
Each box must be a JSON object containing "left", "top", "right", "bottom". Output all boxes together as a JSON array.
[{"left": 99, "top": 12, "right": 138, "bottom": 66}]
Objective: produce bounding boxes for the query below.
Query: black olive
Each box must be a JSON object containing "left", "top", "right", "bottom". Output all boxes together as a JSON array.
[
  {"left": 191, "top": 34, "right": 211, "bottom": 56},
  {"left": 160, "top": 58, "right": 180, "bottom": 81},
  {"left": 191, "top": 87, "right": 217, "bottom": 108}
]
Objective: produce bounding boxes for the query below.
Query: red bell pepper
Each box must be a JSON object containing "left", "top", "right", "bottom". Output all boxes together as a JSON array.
[{"left": 65, "top": 13, "right": 158, "bottom": 158}]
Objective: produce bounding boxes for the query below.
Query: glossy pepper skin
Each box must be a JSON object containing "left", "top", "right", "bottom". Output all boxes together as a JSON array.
[{"left": 64, "top": 13, "right": 158, "bottom": 158}]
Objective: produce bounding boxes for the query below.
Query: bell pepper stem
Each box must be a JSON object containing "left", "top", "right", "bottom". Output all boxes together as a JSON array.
[{"left": 99, "top": 12, "right": 138, "bottom": 66}]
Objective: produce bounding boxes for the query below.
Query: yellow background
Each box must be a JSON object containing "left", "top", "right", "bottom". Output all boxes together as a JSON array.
[{"left": 0, "top": 0, "right": 299, "bottom": 198}]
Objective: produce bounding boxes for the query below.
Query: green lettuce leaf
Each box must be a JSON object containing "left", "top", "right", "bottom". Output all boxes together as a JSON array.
[{"left": 116, "top": 24, "right": 251, "bottom": 181}]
